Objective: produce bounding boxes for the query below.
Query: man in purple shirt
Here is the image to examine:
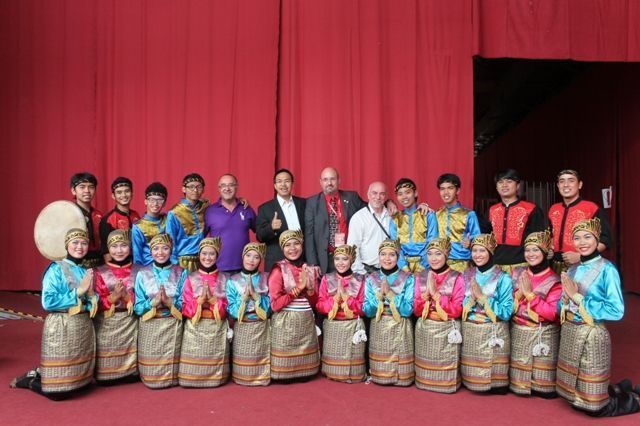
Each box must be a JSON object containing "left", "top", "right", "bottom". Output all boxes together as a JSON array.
[{"left": 204, "top": 173, "right": 256, "bottom": 273}]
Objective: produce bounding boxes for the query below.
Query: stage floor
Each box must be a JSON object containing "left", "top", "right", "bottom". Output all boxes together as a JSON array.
[{"left": 1, "top": 292, "right": 638, "bottom": 425}]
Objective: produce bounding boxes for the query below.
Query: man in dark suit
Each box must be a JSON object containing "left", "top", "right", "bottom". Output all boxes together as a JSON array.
[
  {"left": 256, "top": 169, "right": 306, "bottom": 271},
  {"left": 305, "top": 167, "right": 366, "bottom": 274}
]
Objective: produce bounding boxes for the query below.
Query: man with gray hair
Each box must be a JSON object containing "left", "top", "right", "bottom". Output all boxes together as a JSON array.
[{"left": 347, "top": 181, "right": 391, "bottom": 274}]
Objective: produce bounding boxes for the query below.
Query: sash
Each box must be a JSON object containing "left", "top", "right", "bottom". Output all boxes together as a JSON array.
[
  {"left": 137, "top": 265, "right": 183, "bottom": 298},
  {"left": 188, "top": 270, "right": 228, "bottom": 298},
  {"left": 565, "top": 258, "right": 606, "bottom": 315},
  {"left": 325, "top": 272, "right": 364, "bottom": 297}
]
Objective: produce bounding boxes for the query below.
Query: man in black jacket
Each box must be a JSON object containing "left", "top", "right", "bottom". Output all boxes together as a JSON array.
[
  {"left": 304, "top": 167, "right": 366, "bottom": 274},
  {"left": 256, "top": 169, "right": 306, "bottom": 271}
]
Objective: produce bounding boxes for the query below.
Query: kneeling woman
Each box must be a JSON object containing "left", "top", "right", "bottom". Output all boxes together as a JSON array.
[
  {"left": 556, "top": 219, "right": 628, "bottom": 415},
  {"left": 414, "top": 237, "right": 464, "bottom": 393},
  {"left": 19, "top": 229, "right": 99, "bottom": 399},
  {"left": 269, "top": 230, "right": 321, "bottom": 381},
  {"left": 509, "top": 231, "right": 561, "bottom": 397},
  {"left": 134, "top": 233, "right": 187, "bottom": 389},
  {"left": 179, "top": 237, "right": 230, "bottom": 388},
  {"left": 227, "top": 242, "right": 271, "bottom": 386},
  {"left": 363, "top": 239, "right": 415, "bottom": 386},
  {"left": 316, "top": 244, "right": 366, "bottom": 383},
  {"left": 460, "top": 233, "right": 513, "bottom": 394},
  {"left": 94, "top": 230, "right": 139, "bottom": 383}
]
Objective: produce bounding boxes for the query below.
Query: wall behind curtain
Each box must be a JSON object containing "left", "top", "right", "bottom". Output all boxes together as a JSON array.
[
  {"left": 277, "top": 0, "right": 474, "bottom": 205},
  {"left": 0, "top": 0, "right": 280, "bottom": 290},
  {"left": 473, "top": 0, "right": 640, "bottom": 61},
  {"left": 475, "top": 63, "right": 640, "bottom": 292}
]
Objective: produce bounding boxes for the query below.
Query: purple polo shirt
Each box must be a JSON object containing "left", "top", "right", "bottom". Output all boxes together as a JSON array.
[{"left": 204, "top": 199, "right": 257, "bottom": 272}]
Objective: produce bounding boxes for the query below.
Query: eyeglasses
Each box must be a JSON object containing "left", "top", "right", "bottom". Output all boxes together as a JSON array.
[
  {"left": 275, "top": 179, "right": 292, "bottom": 185},
  {"left": 146, "top": 197, "right": 165, "bottom": 205},
  {"left": 218, "top": 184, "right": 237, "bottom": 189},
  {"left": 185, "top": 184, "right": 204, "bottom": 191}
]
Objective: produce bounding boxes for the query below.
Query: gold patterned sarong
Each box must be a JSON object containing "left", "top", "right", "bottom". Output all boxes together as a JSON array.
[
  {"left": 509, "top": 322, "right": 559, "bottom": 395},
  {"left": 94, "top": 311, "right": 138, "bottom": 381},
  {"left": 369, "top": 316, "right": 414, "bottom": 386},
  {"left": 179, "top": 318, "right": 230, "bottom": 387},
  {"left": 556, "top": 321, "right": 610, "bottom": 412},
  {"left": 138, "top": 316, "right": 183, "bottom": 389},
  {"left": 321, "top": 318, "right": 366, "bottom": 383},
  {"left": 232, "top": 319, "right": 271, "bottom": 386},
  {"left": 270, "top": 310, "right": 320, "bottom": 380},
  {"left": 40, "top": 312, "right": 95, "bottom": 393},
  {"left": 460, "top": 321, "right": 510, "bottom": 392},
  {"left": 415, "top": 318, "right": 461, "bottom": 393}
]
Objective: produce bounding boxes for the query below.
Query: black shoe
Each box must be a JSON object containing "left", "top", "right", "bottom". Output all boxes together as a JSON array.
[
  {"left": 10, "top": 368, "right": 39, "bottom": 389},
  {"left": 615, "top": 378, "right": 633, "bottom": 394}
]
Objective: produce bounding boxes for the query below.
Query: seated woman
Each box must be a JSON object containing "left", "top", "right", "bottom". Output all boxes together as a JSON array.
[
  {"left": 460, "top": 233, "right": 513, "bottom": 394},
  {"left": 12, "top": 228, "right": 98, "bottom": 399},
  {"left": 509, "top": 230, "right": 561, "bottom": 398},
  {"left": 557, "top": 219, "right": 639, "bottom": 417},
  {"left": 226, "top": 242, "right": 271, "bottom": 386},
  {"left": 316, "top": 244, "right": 366, "bottom": 383},
  {"left": 363, "top": 239, "right": 415, "bottom": 386},
  {"left": 93, "top": 229, "right": 139, "bottom": 384},
  {"left": 179, "top": 237, "right": 230, "bottom": 388},
  {"left": 134, "top": 233, "right": 186, "bottom": 389},
  {"left": 268, "top": 230, "right": 321, "bottom": 381},
  {"left": 414, "top": 237, "right": 464, "bottom": 393}
]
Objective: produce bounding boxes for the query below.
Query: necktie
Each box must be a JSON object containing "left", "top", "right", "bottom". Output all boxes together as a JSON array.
[{"left": 329, "top": 196, "right": 339, "bottom": 248}]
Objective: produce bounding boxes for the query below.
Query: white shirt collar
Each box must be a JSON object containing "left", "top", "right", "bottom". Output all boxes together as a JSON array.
[{"left": 277, "top": 194, "right": 294, "bottom": 207}]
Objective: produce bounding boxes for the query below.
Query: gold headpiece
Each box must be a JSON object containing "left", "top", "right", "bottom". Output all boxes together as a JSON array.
[
  {"left": 243, "top": 242, "right": 266, "bottom": 259},
  {"left": 524, "top": 230, "right": 553, "bottom": 253},
  {"left": 471, "top": 233, "right": 497, "bottom": 255},
  {"left": 378, "top": 239, "right": 400, "bottom": 254},
  {"left": 107, "top": 229, "right": 131, "bottom": 248},
  {"left": 334, "top": 244, "right": 357, "bottom": 261},
  {"left": 199, "top": 237, "right": 222, "bottom": 254},
  {"left": 279, "top": 229, "right": 304, "bottom": 249},
  {"left": 65, "top": 228, "right": 89, "bottom": 247},
  {"left": 149, "top": 233, "right": 173, "bottom": 249},
  {"left": 426, "top": 237, "right": 451, "bottom": 257},
  {"left": 572, "top": 218, "right": 601, "bottom": 240}
]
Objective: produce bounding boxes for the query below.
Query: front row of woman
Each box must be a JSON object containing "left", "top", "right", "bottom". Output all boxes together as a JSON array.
[{"left": 13, "top": 220, "right": 639, "bottom": 416}]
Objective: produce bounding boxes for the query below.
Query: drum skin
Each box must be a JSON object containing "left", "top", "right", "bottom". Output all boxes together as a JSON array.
[{"left": 34, "top": 200, "right": 87, "bottom": 260}]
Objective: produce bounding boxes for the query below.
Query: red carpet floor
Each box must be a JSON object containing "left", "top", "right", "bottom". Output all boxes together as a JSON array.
[{"left": 1, "top": 294, "right": 639, "bottom": 425}]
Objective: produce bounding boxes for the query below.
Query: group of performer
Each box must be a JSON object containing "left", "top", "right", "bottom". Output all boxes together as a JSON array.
[{"left": 11, "top": 169, "right": 639, "bottom": 418}]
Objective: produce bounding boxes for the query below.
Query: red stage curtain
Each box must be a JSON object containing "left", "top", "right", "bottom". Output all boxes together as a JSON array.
[
  {"left": 474, "top": 63, "right": 640, "bottom": 292},
  {"left": 473, "top": 0, "right": 640, "bottom": 61},
  {"left": 0, "top": 0, "right": 280, "bottom": 290},
  {"left": 277, "top": 0, "right": 475, "bottom": 205}
]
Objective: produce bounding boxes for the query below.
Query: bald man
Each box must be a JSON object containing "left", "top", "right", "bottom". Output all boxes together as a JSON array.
[
  {"left": 304, "top": 167, "right": 366, "bottom": 274},
  {"left": 347, "top": 181, "right": 391, "bottom": 274}
]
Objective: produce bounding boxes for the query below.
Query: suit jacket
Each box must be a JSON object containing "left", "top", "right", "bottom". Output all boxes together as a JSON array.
[
  {"left": 305, "top": 190, "right": 366, "bottom": 274},
  {"left": 256, "top": 195, "right": 306, "bottom": 272}
]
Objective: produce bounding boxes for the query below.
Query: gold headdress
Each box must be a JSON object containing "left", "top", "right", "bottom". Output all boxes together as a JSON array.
[
  {"left": 243, "top": 242, "right": 266, "bottom": 259},
  {"left": 149, "top": 233, "right": 173, "bottom": 249},
  {"left": 107, "top": 229, "right": 131, "bottom": 248},
  {"left": 334, "top": 244, "right": 357, "bottom": 261},
  {"left": 64, "top": 228, "right": 89, "bottom": 247},
  {"left": 524, "top": 230, "right": 553, "bottom": 253},
  {"left": 199, "top": 237, "right": 222, "bottom": 254},
  {"left": 378, "top": 239, "right": 400, "bottom": 254},
  {"left": 572, "top": 218, "right": 601, "bottom": 241},
  {"left": 279, "top": 229, "right": 304, "bottom": 249},
  {"left": 426, "top": 237, "right": 451, "bottom": 257},
  {"left": 471, "top": 233, "right": 497, "bottom": 255}
]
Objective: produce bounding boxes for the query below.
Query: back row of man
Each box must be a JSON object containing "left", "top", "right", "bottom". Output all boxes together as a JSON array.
[{"left": 68, "top": 166, "right": 610, "bottom": 275}]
